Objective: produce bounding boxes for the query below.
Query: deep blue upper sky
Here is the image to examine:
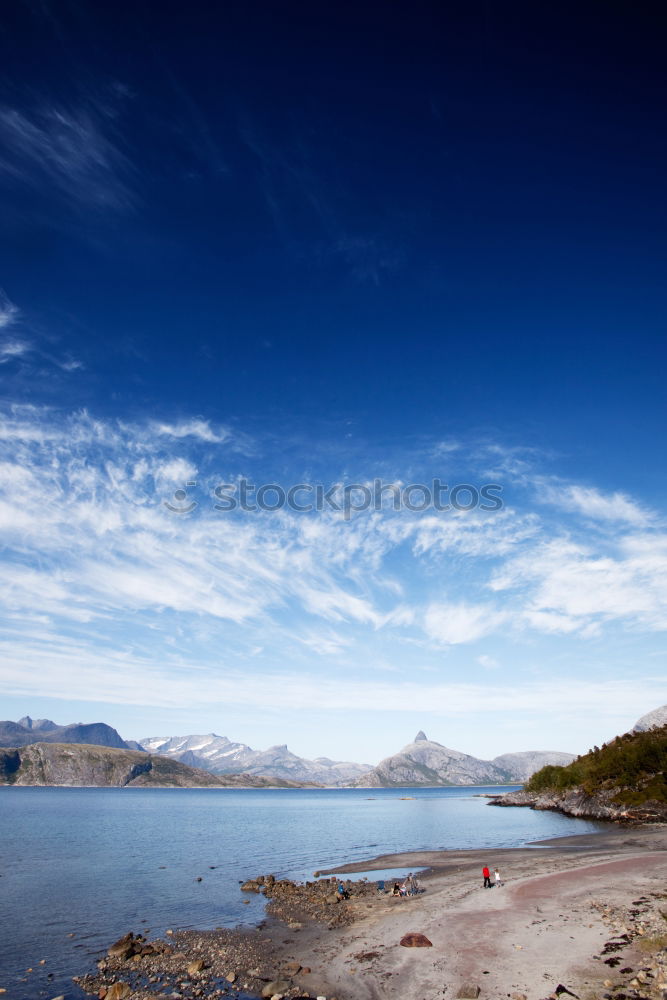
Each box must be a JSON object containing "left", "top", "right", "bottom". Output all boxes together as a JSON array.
[
  {"left": 2, "top": 2, "right": 666, "bottom": 479},
  {"left": 1, "top": 2, "right": 666, "bottom": 757}
]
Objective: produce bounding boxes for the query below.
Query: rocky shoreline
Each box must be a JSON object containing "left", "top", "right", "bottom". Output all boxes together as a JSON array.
[
  {"left": 489, "top": 787, "right": 667, "bottom": 823},
  {"left": 72, "top": 828, "right": 667, "bottom": 1000},
  {"left": 74, "top": 875, "right": 381, "bottom": 1000}
]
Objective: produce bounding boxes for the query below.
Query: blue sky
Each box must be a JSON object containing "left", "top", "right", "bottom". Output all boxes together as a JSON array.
[{"left": 1, "top": 2, "right": 666, "bottom": 764}]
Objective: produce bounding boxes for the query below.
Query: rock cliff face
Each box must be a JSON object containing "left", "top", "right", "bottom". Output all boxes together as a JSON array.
[
  {"left": 0, "top": 743, "right": 304, "bottom": 788},
  {"left": 355, "top": 733, "right": 575, "bottom": 786},
  {"left": 633, "top": 704, "right": 667, "bottom": 732},
  {"left": 490, "top": 786, "right": 667, "bottom": 823},
  {"left": 0, "top": 718, "right": 131, "bottom": 750}
]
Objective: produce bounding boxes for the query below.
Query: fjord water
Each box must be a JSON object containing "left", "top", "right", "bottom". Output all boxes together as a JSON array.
[{"left": 0, "top": 786, "right": 608, "bottom": 999}]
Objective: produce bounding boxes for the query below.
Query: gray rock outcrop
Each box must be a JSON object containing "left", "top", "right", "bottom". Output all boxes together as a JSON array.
[
  {"left": 633, "top": 704, "right": 667, "bottom": 732},
  {"left": 0, "top": 743, "right": 309, "bottom": 788},
  {"left": 490, "top": 787, "right": 667, "bottom": 823}
]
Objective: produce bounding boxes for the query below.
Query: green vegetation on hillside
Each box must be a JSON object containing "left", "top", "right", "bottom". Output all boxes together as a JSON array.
[{"left": 526, "top": 725, "right": 667, "bottom": 806}]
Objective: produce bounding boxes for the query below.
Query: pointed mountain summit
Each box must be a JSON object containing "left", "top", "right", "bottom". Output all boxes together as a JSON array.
[
  {"left": 17, "top": 716, "right": 58, "bottom": 732},
  {"left": 355, "top": 732, "right": 575, "bottom": 787}
]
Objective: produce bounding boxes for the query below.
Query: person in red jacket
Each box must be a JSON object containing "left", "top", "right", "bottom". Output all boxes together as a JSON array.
[{"left": 482, "top": 865, "right": 492, "bottom": 888}]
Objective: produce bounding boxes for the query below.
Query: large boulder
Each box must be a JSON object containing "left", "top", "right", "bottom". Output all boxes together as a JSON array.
[
  {"left": 400, "top": 933, "right": 433, "bottom": 947},
  {"left": 107, "top": 933, "right": 136, "bottom": 960}
]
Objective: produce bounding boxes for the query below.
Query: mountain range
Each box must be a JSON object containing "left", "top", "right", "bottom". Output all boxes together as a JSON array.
[
  {"left": 139, "top": 733, "right": 372, "bottom": 786},
  {"left": 352, "top": 731, "right": 575, "bottom": 786},
  {"left": 4, "top": 708, "right": 663, "bottom": 787},
  {"left": 0, "top": 717, "right": 133, "bottom": 750},
  {"left": 0, "top": 742, "right": 307, "bottom": 788}
]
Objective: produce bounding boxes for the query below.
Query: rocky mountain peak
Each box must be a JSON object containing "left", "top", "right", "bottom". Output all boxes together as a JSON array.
[
  {"left": 17, "top": 716, "right": 58, "bottom": 732},
  {"left": 414, "top": 730, "right": 428, "bottom": 742},
  {"left": 633, "top": 704, "right": 667, "bottom": 732}
]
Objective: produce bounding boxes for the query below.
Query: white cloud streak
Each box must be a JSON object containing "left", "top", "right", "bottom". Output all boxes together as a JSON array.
[
  {"left": 0, "top": 406, "right": 666, "bottom": 725},
  {"left": 537, "top": 481, "right": 653, "bottom": 527},
  {"left": 0, "top": 103, "right": 134, "bottom": 210}
]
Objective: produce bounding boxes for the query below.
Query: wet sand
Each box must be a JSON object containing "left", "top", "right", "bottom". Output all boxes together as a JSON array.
[{"left": 285, "top": 826, "right": 667, "bottom": 1000}]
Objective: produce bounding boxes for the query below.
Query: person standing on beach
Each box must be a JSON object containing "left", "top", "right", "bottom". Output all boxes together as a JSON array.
[
  {"left": 482, "top": 865, "right": 492, "bottom": 888},
  {"left": 494, "top": 868, "right": 502, "bottom": 887}
]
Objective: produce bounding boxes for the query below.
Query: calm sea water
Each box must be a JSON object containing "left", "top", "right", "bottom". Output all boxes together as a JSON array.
[{"left": 0, "top": 786, "right": 608, "bottom": 999}]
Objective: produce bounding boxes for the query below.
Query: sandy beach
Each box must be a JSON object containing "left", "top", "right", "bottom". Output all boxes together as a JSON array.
[{"left": 78, "top": 826, "right": 667, "bottom": 1000}]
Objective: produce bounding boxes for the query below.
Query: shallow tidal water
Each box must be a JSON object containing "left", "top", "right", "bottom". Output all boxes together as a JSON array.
[{"left": 0, "top": 785, "right": 609, "bottom": 999}]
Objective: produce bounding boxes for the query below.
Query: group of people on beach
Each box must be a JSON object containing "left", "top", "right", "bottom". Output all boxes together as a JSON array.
[
  {"left": 482, "top": 865, "right": 502, "bottom": 888},
  {"left": 391, "top": 872, "right": 420, "bottom": 896}
]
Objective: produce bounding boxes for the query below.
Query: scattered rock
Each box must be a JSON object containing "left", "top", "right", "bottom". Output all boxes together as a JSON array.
[
  {"left": 554, "top": 986, "right": 579, "bottom": 998},
  {"left": 187, "top": 959, "right": 206, "bottom": 975},
  {"left": 456, "top": 984, "right": 480, "bottom": 999},
  {"left": 103, "top": 984, "right": 132, "bottom": 1000},
  {"left": 261, "top": 981, "right": 291, "bottom": 997}
]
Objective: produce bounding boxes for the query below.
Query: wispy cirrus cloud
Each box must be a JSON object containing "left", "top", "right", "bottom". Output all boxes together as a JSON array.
[
  {"left": 0, "top": 291, "right": 29, "bottom": 363},
  {"left": 151, "top": 419, "right": 232, "bottom": 444},
  {"left": 424, "top": 601, "right": 507, "bottom": 645},
  {"left": 0, "top": 292, "right": 84, "bottom": 373},
  {"left": 0, "top": 339, "right": 30, "bottom": 364},
  {"left": 0, "top": 101, "right": 134, "bottom": 211},
  {"left": 536, "top": 480, "right": 653, "bottom": 527},
  {"left": 1, "top": 404, "right": 667, "bottom": 738},
  {"left": 0, "top": 632, "right": 663, "bottom": 729},
  {"left": 0, "top": 290, "right": 20, "bottom": 330},
  {"left": 491, "top": 535, "right": 667, "bottom": 634}
]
